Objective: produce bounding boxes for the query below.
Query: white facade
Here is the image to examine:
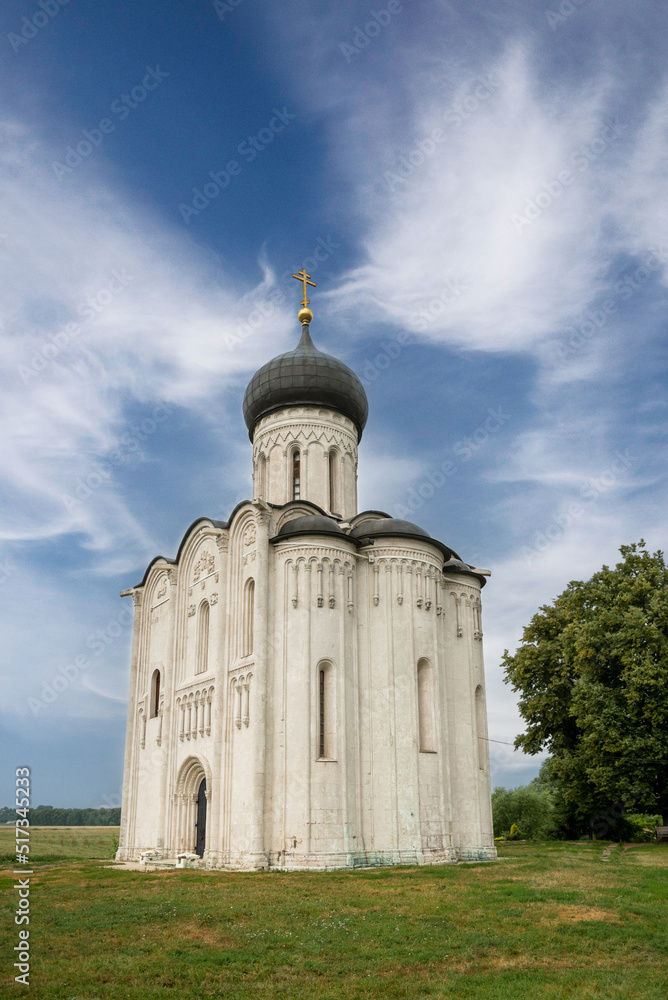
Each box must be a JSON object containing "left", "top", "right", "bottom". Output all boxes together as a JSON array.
[{"left": 117, "top": 372, "right": 496, "bottom": 869}]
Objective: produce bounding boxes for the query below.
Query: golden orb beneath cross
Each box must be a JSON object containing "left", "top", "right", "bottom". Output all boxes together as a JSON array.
[{"left": 298, "top": 307, "right": 313, "bottom": 325}]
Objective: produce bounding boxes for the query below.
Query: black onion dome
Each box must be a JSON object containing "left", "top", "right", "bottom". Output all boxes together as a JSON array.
[
  {"left": 242, "top": 325, "right": 369, "bottom": 440},
  {"left": 275, "top": 514, "right": 346, "bottom": 539}
]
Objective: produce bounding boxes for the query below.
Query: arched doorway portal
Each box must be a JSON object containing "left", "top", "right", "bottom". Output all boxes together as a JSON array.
[
  {"left": 175, "top": 756, "right": 210, "bottom": 857},
  {"left": 195, "top": 778, "right": 207, "bottom": 857}
]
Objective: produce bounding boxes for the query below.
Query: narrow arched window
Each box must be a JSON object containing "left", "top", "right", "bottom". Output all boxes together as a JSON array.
[
  {"left": 475, "top": 685, "right": 486, "bottom": 770},
  {"left": 317, "top": 661, "right": 335, "bottom": 759},
  {"left": 328, "top": 450, "right": 338, "bottom": 514},
  {"left": 243, "top": 579, "right": 255, "bottom": 657},
  {"left": 417, "top": 658, "right": 436, "bottom": 752},
  {"left": 256, "top": 453, "right": 266, "bottom": 499},
  {"left": 150, "top": 668, "right": 161, "bottom": 718},
  {"left": 292, "top": 449, "right": 301, "bottom": 500},
  {"left": 196, "top": 601, "right": 210, "bottom": 674}
]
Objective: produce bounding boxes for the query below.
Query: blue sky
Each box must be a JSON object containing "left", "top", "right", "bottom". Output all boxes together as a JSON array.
[{"left": 1, "top": 0, "right": 667, "bottom": 807}]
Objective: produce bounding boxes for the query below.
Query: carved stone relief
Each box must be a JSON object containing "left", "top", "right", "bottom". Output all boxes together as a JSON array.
[
  {"left": 193, "top": 549, "right": 215, "bottom": 582},
  {"left": 243, "top": 523, "right": 257, "bottom": 547}
]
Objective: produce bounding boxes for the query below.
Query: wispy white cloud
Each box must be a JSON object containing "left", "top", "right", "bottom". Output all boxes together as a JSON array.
[
  {"left": 0, "top": 116, "right": 294, "bottom": 555},
  {"left": 328, "top": 43, "right": 629, "bottom": 351},
  {"left": 264, "top": 11, "right": 668, "bottom": 361},
  {"left": 616, "top": 77, "right": 668, "bottom": 255}
]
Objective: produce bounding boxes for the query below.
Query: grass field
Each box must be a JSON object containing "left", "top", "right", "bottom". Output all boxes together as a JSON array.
[
  {"left": 0, "top": 825, "right": 118, "bottom": 863},
  {"left": 1, "top": 833, "right": 666, "bottom": 998}
]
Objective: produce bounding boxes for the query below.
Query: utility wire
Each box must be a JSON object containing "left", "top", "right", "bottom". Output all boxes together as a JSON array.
[{"left": 481, "top": 735, "right": 668, "bottom": 764}]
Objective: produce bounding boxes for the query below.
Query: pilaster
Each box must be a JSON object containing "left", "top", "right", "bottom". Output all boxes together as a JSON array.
[
  {"left": 248, "top": 502, "right": 271, "bottom": 866},
  {"left": 117, "top": 589, "right": 142, "bottom": 859}
]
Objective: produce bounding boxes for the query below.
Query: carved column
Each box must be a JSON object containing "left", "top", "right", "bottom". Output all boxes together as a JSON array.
[
  {"left": 370, "top": 556, "right": 380, "bottom": 606},
  {"left": 192, "top": 696, "right": 199, "bottom": 740},
  {"left": 328, "top": 562, "right": 335, "bottom": 608},
  {"left": 291, "top": 562, "right": 298, "bottom": 608},
  {"left": 474, "top": 597, "right": 483, "bottom": 640},
  {"left": 450, "top": 592, "right": 463, "bottom": 637},
  {"left": 235, "top": 682, "right": 242, "bottom": 728},
  {"left": 243, "top": 678, "right": 251, "bottom": 727}
]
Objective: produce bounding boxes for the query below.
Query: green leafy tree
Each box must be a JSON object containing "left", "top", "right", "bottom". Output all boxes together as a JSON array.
[
  {"left": 0, "top": 805, "right": 121, "bottom": 826},
  {"left": 502, "top": 542, "right": 668, "bottom": 834},
  {"left": 492, "top": 784, "right": 556, "bottom": 840}
]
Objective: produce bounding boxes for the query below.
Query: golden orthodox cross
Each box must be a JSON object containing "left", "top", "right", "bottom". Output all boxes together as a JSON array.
[{"left": 292, "top": 268, "right": 316, "bottom": 307}]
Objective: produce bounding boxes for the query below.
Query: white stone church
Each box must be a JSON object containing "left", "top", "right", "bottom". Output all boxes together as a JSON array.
[{"left": 116, "top": 282, "right": 496, "bottom": 869}]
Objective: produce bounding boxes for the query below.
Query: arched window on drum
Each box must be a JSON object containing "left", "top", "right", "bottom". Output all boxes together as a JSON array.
[
  {"left": 291, "top": 448, "right": 301, "bottom": 501},
  {"left": 256, "top": 452, "right": 266, "bottom": 499},
  {"left": 328, "top": 449, "right": 339, "bottom": 514}
]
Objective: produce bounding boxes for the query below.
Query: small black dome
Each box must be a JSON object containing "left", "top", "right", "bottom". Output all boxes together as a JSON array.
[
  {"left": 276, "top": 514, "right": 345, "bottom": 539},
  {"left": 442, "top": 557, "right": 487, "bottom": 586},
  {"left": 350, "top": 516, "right": 459, "bottom": 562},
  {"left": 243, "top": 325, "right": 369, "bottom": 440},
  {"left": 350, "top": 518, "right": 431, "bottom": 540},
  {"left": 442, "top": 556, "right": 470, "bottom": 572}
]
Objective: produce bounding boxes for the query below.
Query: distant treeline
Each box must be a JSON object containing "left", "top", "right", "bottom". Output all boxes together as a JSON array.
[{"left": 0, "top": 805, "right": 121, "bottom": 826}]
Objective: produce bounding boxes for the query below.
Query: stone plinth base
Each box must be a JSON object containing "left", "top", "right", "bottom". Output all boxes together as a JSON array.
[
  {"left": 197, "top": 847, "right": 461, "bottom": 870},
  {"left": 116, "top": 845, "right": 496, "bottom": 870},
  {"left": 456, "top": 846, "right": 497, "bottom": 861}
]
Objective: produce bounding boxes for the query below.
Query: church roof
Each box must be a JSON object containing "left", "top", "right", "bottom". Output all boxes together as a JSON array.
[
  {"left": 129, "top": 516, "right": 228, "bottom": 589},
  {"left": 275, "top": 514, "right": 347, "bottom": 540},
  {"left": 350, "top": 516, "right": 453, "bottom": 558},
  {"left": 242, "top": 324, "right": 369, "bottom": 441},
  {"left": 348, "top": 516, "right": 485, "bottom": 583},
  {"left": 442, "top": 556, "right": 489, "bottom": 585},
  {"left": 350, "top": 517, "right": 432, "bottom": 541},
  {"left": 126, "top": 509, "right": 487, "bottom": 593}
]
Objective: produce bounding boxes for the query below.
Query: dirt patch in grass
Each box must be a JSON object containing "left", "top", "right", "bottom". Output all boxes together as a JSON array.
[
  {"left": 495, "top": 870, "right": 620, "bottom": 891},
  {"left": 625, "top": 850, "right": 668, "bottom": 866},
  {"left": 401, "top": 949, "right": 660, "bottom": 978},
  {"left": 530, "top": 903, "right": 620, "bottom": 924},
  {"left": 460, "top": 952, "right": 661, "bottom": 974},
  {"left": 165, "top": 921, "right": 236, "bottom": 948}
]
